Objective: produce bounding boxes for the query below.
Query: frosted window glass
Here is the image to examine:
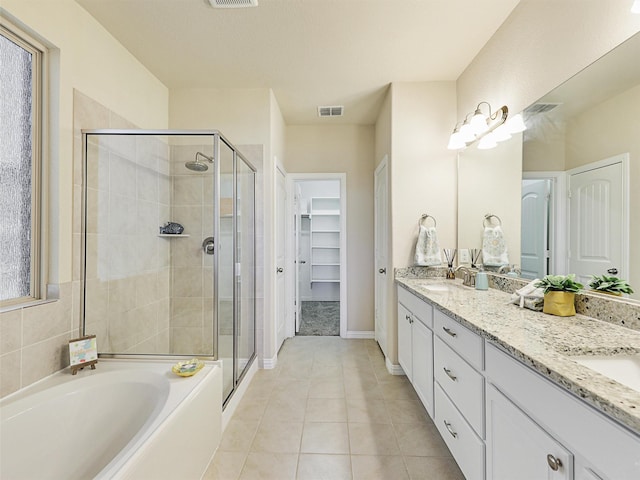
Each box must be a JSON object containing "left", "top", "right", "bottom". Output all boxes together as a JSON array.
[{"left": 0, "top": 34, "right": 34, "bottom": 301}]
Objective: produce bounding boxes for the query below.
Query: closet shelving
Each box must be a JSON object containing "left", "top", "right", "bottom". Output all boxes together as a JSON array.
[{"left": 310, "top": 197, "right": 340, "bottom": 284}]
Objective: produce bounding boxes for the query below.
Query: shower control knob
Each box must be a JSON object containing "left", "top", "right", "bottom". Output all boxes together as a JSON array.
[{"left": 202, "top": 237, "right": 215, "bottom": 255}]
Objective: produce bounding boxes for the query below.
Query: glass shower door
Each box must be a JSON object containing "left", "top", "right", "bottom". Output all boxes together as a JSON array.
[
  {"left": 236, "top": 155, "right": 256, "bottom": 381},
  {"left": 218, "top": 140, "right": 235, "bottom": 401}
]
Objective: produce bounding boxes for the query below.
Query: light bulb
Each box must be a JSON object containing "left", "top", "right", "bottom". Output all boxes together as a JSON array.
[
  {"left": 470, "top": 110, "right": 488, "bottom": 135},
  {"left": 632, "top": 0, "right": 640, "bottom": 13},
  {"left": 505, "top": 113, "right": 526, "bottom": 133},
  {"left": 447, "top": 130, "right": 465, "bottom": 150},
  {"left": 478, "top": 133, "right": 497, "bottom": 149},
  {"left": 459, "top": 121, "right": 476, "bottom": 142},
  {"left": 492, "top": 123, "right": 512, "bottom": 142}
]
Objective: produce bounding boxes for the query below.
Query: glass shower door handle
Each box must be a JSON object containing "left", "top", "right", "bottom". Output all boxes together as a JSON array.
[{"left": 202, "top": 236, "right": 215, "bottom": 255}]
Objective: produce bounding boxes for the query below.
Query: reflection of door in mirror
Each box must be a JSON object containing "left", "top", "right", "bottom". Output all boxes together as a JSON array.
[
  {"left": 521, "top": 179, "right": 550, "bottom": 279},
  {"left": 567, "top": 155, "right": 628, "bottom": 287}
]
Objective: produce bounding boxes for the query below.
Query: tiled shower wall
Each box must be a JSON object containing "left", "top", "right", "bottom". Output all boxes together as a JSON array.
[{"left": 83, "top": 129, "right": 172, "bottom": 354}]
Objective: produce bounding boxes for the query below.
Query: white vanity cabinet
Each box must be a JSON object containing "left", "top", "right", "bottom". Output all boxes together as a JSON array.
[
  {"left": 485, "top": 343, "right": 640, "bottom": 480},
  {"left": 486, "top": 383, "right": 573, "bottom": 480},
  {"left": 433, "top": 309, "right": 485, "bottom": 480},
  {"left": 397, "top": 287, "right": 434, "bottom": 418}
]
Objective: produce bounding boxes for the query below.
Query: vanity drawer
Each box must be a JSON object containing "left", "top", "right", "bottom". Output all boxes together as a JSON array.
[
  {"left": 434, "top": 336, "right": 484, "bottom": 436},
  {"left": 435, "top": 383, "right": 485, "bottom": 480},
  {"left": 434, "top": 309, "right": 483, "bottom": 369},
  {"left": 398, "top": 287, "right": 433, "bottom": 328}
]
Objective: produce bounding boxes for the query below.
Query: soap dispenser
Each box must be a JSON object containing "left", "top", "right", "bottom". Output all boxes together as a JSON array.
[
  {"left": 475, "top": 267, "right": 488, "bottom": 290},
  {"left": 506, "top": 265, "right": 519, "bottom": 278}
]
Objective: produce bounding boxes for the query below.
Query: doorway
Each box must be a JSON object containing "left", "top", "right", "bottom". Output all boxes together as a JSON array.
[{"left": 288, "top": 174, "right": 347, "bottom": 337}]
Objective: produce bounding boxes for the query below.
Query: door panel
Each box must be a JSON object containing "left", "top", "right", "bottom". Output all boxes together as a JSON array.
[
  {"left": 275, "top": 167, "right": 287, "bottom": 351},
  {"left": 521, "top": 179, "right": 549, "bottom": 279},
  {"left": 569, "top": 160, "right": 624, "bottom": 285},
  {"left": 374, "top": 160, "right": 389, "bottom": 356}
]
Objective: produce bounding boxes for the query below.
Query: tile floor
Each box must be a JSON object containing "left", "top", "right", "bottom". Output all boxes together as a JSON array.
[{"left": 203, "top": 336, "right": 465, "bottom": 480}]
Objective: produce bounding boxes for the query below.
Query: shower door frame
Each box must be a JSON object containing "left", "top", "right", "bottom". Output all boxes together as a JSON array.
[{"left": 80, "top": 129, "right": 257, "bottom": 388}]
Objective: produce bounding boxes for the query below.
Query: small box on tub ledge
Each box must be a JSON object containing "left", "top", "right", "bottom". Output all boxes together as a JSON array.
[
  {"left": 69, "top": 335, "right": 98, "bottom": 375},
  {"left": 535, "top": 275, "right": 583, "bottom": 317}
]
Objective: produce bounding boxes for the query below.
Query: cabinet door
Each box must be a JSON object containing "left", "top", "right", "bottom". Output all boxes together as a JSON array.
[
  {"left": 486, "top": 384, "right": 573, "bottom": 480},
  {"left": 412, "top": 318, "right": 434, "bottom": 418},
  {"left": 397, "top": 303, "right": 413, "bottom": 381}
]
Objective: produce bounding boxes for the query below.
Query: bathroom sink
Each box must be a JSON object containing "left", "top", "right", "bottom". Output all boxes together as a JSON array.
[
  {"left": 572, "top": 353, "right": 640, "bottom": 393},
  {"left": 423, "top": 284, "right": 449, "bottom": 293}
]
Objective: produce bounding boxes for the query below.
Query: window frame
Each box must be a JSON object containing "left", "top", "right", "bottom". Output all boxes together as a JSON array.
[{"left": 0, "top": 19, "right": 47, "bottom": 308}]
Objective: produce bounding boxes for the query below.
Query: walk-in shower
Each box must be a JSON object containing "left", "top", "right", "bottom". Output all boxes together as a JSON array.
[{"left": 81, "top": 130, "right": 256, "bottom": 404}]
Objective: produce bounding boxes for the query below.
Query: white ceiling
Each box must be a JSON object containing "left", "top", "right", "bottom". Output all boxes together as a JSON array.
[{"left": 76, "top": 0, "right": 520, "bottom": 125}]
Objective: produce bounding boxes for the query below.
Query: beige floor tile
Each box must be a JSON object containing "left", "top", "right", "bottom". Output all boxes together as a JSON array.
[
  {"left": 394, "top": 422, "right": 452, "bottom": 457},
  {"left": 233, "top": 396, "right": 269, "bottom": 423},
  {"left": 296, "top": 454, "right": 352, "bottom": 480},
  {"left": 348, "top": 423, "right": 400, "bottom": 455},
  {"left": 306, "top": 397, "right": 348, "bottom": 422},
  {"left": 308, "top": 378, "right": 345, "bottom": 398},
  {"left": 219, "top": 419, "right": 260, "bottom": 452},
  {"left": 379, "top": 379, "right": 421, "bottom": 402},
  {"left": 386, "top": 398, "right": 429, "bottom": 424},
  {"left": 310, "top": 362, "right": 343, "bottom": 378},
  {"left": 346, "top": 397, "right": 391, "bottom": 424},
  {"left": 403, "top": 456, "right": 465, "bottom": 480},
  {"left": 263, "top": 394, "right": 307, "bottom": 422},
  {"left": 203, "top": 451, "right": 247, "bottom": 480},
  {"left": 272, "top": 379, "right": 311, "bottom": 399},
  {"left": 351, "top": 455, "right": 409, "bottom": 480},
  {"left": 251, "top": 420, "right": 303, "bottom": 453},
  {"left": 301, "top": 422, "right": 350, "bottom": 454},
  {"left": 239, "top": 452, "right": 298, "bottom": 480},
  {"left": 344, "top": 381, "right": 384, "bottom": 400}
]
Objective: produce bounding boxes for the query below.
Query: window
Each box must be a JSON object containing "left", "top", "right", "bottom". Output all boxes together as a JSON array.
[{"left": 0, "top": 21, "right": 44, "bottom": 305}]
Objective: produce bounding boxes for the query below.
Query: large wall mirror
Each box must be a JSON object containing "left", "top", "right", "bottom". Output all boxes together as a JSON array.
[{"left": 458, "top": 31, "right": 640, "bottom": 301}]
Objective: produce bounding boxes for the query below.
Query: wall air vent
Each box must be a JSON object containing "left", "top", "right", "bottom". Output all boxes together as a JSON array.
[
  {"left": 318, "top": 106, "right": 344, "bottom": 117},
  {"left": 208, "top": 0, "right": 258, "bottom": 8},
  {"left": 524, "top": 103, "right": 562, "bottom": 116}
]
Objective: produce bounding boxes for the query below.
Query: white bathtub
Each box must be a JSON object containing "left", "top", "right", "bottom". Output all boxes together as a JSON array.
[{"left": 0, "top": 359, "right": 222, "bottom": 480}]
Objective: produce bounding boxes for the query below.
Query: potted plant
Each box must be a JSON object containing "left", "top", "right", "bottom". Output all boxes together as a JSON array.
[
  {"left": 535, "top": 274, "right": 583, "bottom": 317},
  {"left": 588, "top": 275, "right": 634, "bottom": 296}
]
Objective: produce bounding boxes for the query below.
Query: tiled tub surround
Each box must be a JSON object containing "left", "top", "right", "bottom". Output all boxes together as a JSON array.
[{"left": 395, "top": 276, "right": 640, "bottom": 435}]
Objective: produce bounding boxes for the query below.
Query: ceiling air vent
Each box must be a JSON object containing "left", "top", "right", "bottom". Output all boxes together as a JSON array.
[
  {"left": 524, "top": 103, "right": 562, "bottom": 116},
  {"left": 318, "top": 106, "right": 344, "bottom": 117},
  {"left": 208, "top": 0, "right": 258, "bottom": 8}
]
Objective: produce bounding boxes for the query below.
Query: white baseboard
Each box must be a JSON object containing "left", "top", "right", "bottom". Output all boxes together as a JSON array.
[
  {"left": 385, "top": 357, "right": 405, "bottom": 375},
  {"left": 261, "top": 353, "right": 278, "bottom": 369},
  {"left": 345, "top": 330, "right": 375, "bottom": 339}
]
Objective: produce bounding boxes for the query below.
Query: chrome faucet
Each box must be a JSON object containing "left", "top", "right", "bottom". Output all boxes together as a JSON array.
[{"left": 455, "top": 266, "right": 476, "bottom": 287}]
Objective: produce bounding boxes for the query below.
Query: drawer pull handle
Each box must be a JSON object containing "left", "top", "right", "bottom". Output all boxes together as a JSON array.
[
  {"left": 546, "top": 454, "right": 562, "bottom": 471},
  {"left": 442, "top": 326, "right": 457, "bottom": 337},
  {"left": 443, "top": 367, "right": 457, "bottom": 381},
  {"left": 443, "top": 420, "right": 458, "bottom": 439}
]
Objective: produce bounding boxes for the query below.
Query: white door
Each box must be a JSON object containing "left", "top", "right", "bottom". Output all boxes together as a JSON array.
[
  {"left": 397, "top": 303, "right": 412, "bottom": 381},
  {"left": 521, "top": 179, "right": 549, "bottom": 279},
  {"left": 276, "top": 166, "right": 287, "bottom": 351},
  {"left": 294, "top": 185, "right": 302, "bottom": 333},
  {"left": 374, "top": 158, "right": 389, "bottom": 355},
  {"left": 568, "top": 156, "right": 627, "bottom": 286}
]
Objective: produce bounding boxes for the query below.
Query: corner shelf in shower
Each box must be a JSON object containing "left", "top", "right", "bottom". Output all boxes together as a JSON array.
[{"left": 157, "top": 234, "right": 191, "bottom": 238}]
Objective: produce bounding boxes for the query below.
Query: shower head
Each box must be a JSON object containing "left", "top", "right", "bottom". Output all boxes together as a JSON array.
[{"left": 185, "top": 151, "right": 214, "bottom": 172}]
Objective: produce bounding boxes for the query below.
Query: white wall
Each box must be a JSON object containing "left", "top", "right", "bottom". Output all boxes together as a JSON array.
[
  {"left": 378, "top": 81, "right": 457, "bottom": 364},
  {"left": 0, "top": 0, "right": 169, "bottom": 397},
  {"left": 284, "top": 125, "right": 375, "bottom": 333}
]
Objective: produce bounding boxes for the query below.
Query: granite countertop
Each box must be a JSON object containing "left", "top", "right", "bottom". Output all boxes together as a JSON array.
[{"left": 396, "top": 277, "right": 640, "bottom": 435}]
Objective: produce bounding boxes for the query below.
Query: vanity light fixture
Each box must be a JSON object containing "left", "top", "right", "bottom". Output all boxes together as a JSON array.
[
  {"left": 632, "top": 0, "right": 640, "bottom": 13},
  {"left": 447, "top": 102, "right": 525, "bottom": 150}
]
